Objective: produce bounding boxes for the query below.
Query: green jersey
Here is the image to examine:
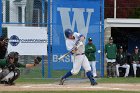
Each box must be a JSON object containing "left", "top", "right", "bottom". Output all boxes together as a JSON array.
[
  {"left": 0, "top": 59, "right": 26, "bottom": 69},
  {"left": 85, "top": 43, "right": 96, "bottom": 61},
  {"left": 116, "top": 52, "right": 127, "bottom": 65},
  {"left": 131, "top": 52, "right": 140, "bottom": 64},
  {"left": 105, "top": 43, "right": 117, "bottom": 59}
]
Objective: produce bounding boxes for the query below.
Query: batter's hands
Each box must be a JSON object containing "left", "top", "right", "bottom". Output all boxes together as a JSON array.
[
  {"left": 71, "top": 48, "right": 78, "bottom": 53},
  {"left": 78, "top": 35, "right": 85, "bottom": 42},
  {"left": 80, "top": 36, "right": 85, "bottom": 41}
]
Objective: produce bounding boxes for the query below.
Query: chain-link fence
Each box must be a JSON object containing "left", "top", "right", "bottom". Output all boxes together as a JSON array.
[{"left": 1, "top": 0, "right": 48, "bottom": 79}]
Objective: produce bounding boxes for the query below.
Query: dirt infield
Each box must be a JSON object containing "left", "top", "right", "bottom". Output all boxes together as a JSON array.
[{"left": 0, "top": 82, "right": 140, "bottom": 91}]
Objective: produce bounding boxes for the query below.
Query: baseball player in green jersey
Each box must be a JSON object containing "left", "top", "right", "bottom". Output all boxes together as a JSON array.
[
  {"left": 0, "top": 52, "right": 41, "bottom": 85},
  {"left": 131, "top": 46, "right": 140, "bottom": 77},
  {"left": 105, "top": 37, "right": 117, "bottom": 77},
  {"left": 85, "top": 38, "right": 98, "bottom": 78},
  {"left": 116, "top": 46, "right": 130, "bottom": 77}
]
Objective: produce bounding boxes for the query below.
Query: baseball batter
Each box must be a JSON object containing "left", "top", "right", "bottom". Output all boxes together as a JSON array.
[{"left": 59, "top": 29, "right": 97, "bottom": 86}]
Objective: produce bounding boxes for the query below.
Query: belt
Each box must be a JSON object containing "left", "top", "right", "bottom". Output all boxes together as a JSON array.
[{"left": 76, "top": 53, "right": 85, "bottom": 56}]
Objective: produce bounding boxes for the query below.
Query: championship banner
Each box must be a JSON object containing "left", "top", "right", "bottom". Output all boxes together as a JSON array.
[
  {"left": 7, "top": 27, "right": 47, "bottom": 55},
  {"left": 52, "top": 0, "right": 101, "bottom": 70}
]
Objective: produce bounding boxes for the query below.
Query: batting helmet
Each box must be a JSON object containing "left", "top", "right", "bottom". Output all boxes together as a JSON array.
[{"left": 65, "top": 29, "right": 73, "bottom": 38}]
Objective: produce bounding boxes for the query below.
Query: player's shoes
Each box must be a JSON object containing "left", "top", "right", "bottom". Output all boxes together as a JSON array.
[
  {"left": 91, "top": 82, "right": 98, "bottom": 86},
  {"left": 59, "top": 78, "right": 65, "bottom": 85},
  {"left": 4, "top": 81, "right": 15, "bottom": 86},
  {"left": 0, "top": 81, "right": 5, "bottom": 84},
  {"left": 94, "top": 76, "right": 99, "bottom": 78}
]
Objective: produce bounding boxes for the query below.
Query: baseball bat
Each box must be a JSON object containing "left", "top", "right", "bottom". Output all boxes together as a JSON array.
[
  {"left": 58, "top": 51, "right": 71, "bottom": 61},
  {"left": 58, "top": 39, "right": 83, "bottom": 61}
]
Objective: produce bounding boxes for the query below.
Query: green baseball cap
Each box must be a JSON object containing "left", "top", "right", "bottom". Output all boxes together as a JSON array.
[
  {"left": 119, "top": 46, "right": 123, "bottom": 49},
  {"left": 135, "top": 46, "right": 139, "bottom": 49},
  {"left": 109, "top": 37, "right": 113, "bottom": 40},
  {"left": 88, "top": 38, "right": 92, "bottom": 41}
]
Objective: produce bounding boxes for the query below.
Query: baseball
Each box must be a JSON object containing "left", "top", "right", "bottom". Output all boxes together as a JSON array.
[{"left": 98, "top": 50, "right": 101, "bottom": 53}]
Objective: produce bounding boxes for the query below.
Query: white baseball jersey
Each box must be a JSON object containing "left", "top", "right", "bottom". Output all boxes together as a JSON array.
[{"left": 65, "top": 32, "right": 91, "bottom": 74}]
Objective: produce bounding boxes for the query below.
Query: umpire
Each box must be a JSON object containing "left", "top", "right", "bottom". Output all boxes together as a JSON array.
[
  {"left": 0, "top": 52, "right": 42, "bottom": 85},
  {"left": 105, "top": 37, "right": 117, "bottom": 77}
]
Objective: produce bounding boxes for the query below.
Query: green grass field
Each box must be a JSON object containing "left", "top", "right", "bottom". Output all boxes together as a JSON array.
[
  {"left": 13, "top": 74, "right": 140, "bottom": 93},
  {"left": 16, "top": 77, "right": 140, "bottom": 84},
  {"left": 97, "top": 77, "right": 140, "bottom": 83},
  {"left": 11, "top": 67, "right": 140, "bottom": 93}
]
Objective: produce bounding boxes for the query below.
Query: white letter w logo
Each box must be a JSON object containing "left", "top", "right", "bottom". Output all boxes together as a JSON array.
[{"left": 57, "top": 8, "right": 94, "bottom": 38}]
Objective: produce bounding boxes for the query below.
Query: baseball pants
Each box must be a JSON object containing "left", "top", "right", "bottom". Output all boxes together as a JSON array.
[
  {"left": 90, "top": 61, "right": 97, "bottom": 77},
  {"left": 71, "top": 55, "right": 91, "bottom": 75},
  {"left": 116, "top": 64, "right": 130, "bottom": 77},
  {"left": 0, "top": 69, "right": 20, "bottom": 83},
  {"left": 132, "top": 63, "right": 140, "bottom": 76}
]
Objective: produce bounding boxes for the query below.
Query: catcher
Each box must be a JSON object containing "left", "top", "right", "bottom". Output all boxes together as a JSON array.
[{"left": 0, "top": 52, "right": 42, "bottom": 85}]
